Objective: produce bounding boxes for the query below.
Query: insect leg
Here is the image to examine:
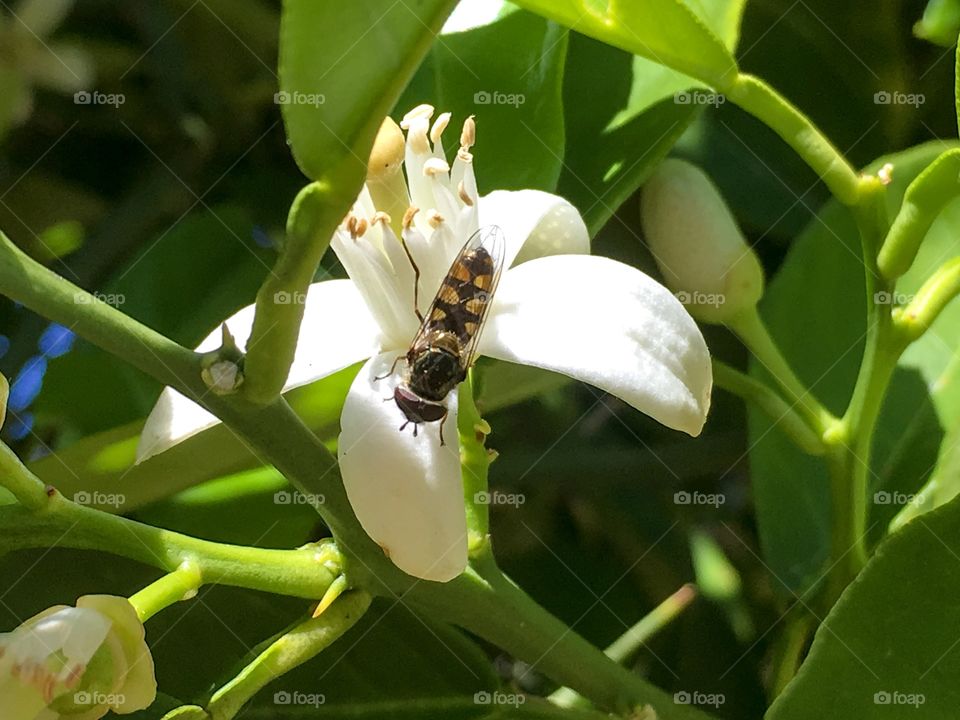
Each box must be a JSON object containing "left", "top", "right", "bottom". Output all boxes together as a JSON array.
[
  {"left": 375, "top": 354, "right": 404, "bottom": 382},
  {"left": 438, "top": 407, "right": 449, "bottom": 446}
]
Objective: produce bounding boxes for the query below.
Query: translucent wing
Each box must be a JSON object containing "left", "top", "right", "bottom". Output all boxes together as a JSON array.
[{"left": 407, "top": 225, "right": 505, "bottom": 371}]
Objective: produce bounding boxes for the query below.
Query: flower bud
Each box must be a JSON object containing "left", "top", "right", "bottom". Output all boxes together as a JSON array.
[
  {"left": 0, "top": 595, "right": 156, "bottom": 719},
  {"left": 0, "top": 370, "right": 8, "bottom": 430},
  {"left": 366, "top": 116, "right": 409, "bottom": 232},
  {"left": 641, "top": 158, "right": 764, "bottom": 324}
]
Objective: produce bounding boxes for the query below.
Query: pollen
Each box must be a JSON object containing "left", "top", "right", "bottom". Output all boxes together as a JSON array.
[
  {"left": 423, "top": 157, "right": 450, "bottom": 177},
  {"left": 402, "top": 206, "right": 419, "bottom": 230},
  {"left": 354, "top": 217, "right": 369, "bottom": 238},
  {"left": 427, "top": 209, "right": 444, "bottom": 228},
  {"left": 430, "top": 112, "right": 451, "bottom": 145},
  {"left": 400, "top": 103, "right": 435, "bottom": 129},
  {"left": 460, "top": 115, "right": 476, "bottom": 150},
  {"left": 373, "top": 211, "right": 392, "bottom": 226},
  {"left": 458, "top": 180, "right": 474, "bottom": 206},
  {"left": 345, "top": 213, "right": 359, "bottom": 239}
]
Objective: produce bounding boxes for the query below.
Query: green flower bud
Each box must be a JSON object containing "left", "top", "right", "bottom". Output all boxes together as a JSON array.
[
  {"left": 914, "top": 0, "right": 960, "bottom": 47},
  {"left": 0, "top": 595, "right": 156, "bottom": 719},
  {"left": 641, "top": 158, "right": 764, "bottom": 324}
]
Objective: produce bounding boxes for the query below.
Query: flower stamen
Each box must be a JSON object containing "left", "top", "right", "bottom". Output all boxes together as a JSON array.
[
  {"left": 457, "top": 180, "right": 474, "bottom": 207},
  {"left": 400, "top": 103, "right": 434, "bottom": 129},
  {"left": 423, "top": 157, "right": 451, "bottom": 177},
  {"left": 430, "top": 112, "right": 451, "bottom": 146},
  {"left": 402, "top": 206, "right": 419, "bottom": 230},
  {"left": 427, "top": 210, "right": 444, "bottom": 228}
]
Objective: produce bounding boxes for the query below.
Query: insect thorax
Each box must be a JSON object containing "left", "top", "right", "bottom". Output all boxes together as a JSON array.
[{"left": 406, "top": 332, "right": 465, "bottom": 402}]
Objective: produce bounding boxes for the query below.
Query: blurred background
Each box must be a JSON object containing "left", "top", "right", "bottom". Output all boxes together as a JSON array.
[{"left": 0, "top": 1, "right": 955, "bottom": 718}]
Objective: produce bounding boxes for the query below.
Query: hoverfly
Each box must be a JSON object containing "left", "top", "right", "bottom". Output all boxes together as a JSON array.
[{"left": 390, "top": 225, "right": 505, "bottom": 444}]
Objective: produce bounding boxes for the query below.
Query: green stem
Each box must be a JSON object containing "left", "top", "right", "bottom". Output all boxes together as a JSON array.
[
  {"left": 894, "top": 256, "right": 960, "bottom": 341},
  {"left": 768, "top": 612, "right": 814, "bottom": 700},
  {"left": 825, "top": 177, "right": 898, "bottom": 602},
  {"left": 548, "top": 584, "right": 698, "bottom": 710},
  {"left": 727, "top": 74, "right": 861, "bottom": 206},
  {"left": 437, "top": 569, "right": 711, "bottom": 719},
  {"left": 0, "top": 489, "right": 342, "bottom": 600},
  {"left": 877, "top": 148, "right": 960, "bottom": 280},
  {"left": 712, "top": 359, "right": 826, "bottom": 455},
  {"left": 242, "top": 182, "right": 345, "bottom": 404},
  {"left": 727, "top": 306, "right": 837, "bottom": 437},
  {"left": 0, "top": 231, "right": 201, "bottom": 395},
  {"left": 0, "top": 440, "right": 48, "bottom": 510},
  {"left": 129, "top": 562, "right": 203, "bottom": 622},
  {"left": 458, "top": 372, "right": 492, "bottom": 557},
  {"left": 205, "top": 591, "right": 372, "bottom": 720}
]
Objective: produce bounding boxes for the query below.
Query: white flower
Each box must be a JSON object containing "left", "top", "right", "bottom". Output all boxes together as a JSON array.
[
  {"left": 137, "top": 106, "right": 712, "bottom": 583},
  {"left": 0, "top": 595, "right": 156, "bottom": 720}
]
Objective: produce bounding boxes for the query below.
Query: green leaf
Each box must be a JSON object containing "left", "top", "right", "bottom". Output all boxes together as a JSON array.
[
  {"left": 747, "top": 141, "right": 958, "bottom": 594},
  {"left": 510, "top": 0, "right": 738, "bottom": 90},
  {"left": 892, "top": 422, "right": 960, "bottom": 530},
  {"left": 395, "top": 7, "right": 569, "bottom": 193},
  {"left": 279, "top": 0, "right": 457, "bottom": 184},
  {"left": 685, "top": 0, "right": 942, "bottom": 242},
  {"left": 35, "top": 205, "right": 270, "bottom": 434},
  {"left": 558, "top": 0, "right": 745, "bottom": 234},
  {"left": 767, "top": 493, "right": 960, "bottom": 719},
  {"left": 28, "top": 365, "right": 356, "bottom": 512}
]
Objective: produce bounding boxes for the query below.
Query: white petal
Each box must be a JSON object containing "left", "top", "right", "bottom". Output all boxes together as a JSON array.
[
  {"left": 339, "top": 354, "right": 467, "bottom": 582},
  {"left": 478, "top": 189, "right": 589, "bottom": 267},
  {"left": 137, "top": 280, "right": 382, "bottom": 463},
  {"left": 481, "top": 255, "right": 712, "bottom": 436}
]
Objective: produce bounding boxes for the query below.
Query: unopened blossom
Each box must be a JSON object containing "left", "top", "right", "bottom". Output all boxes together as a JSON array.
[
  {"left": 641, "top": 158, "right": 764, "bottom": 324},
  {"left": 0, "top": 595, "right": 156, "bottom": 720},
  {"left": 139, "top": 106, "right": 712, "bottom": 583},
  {"left": 0, "top": 0, "right": 93, "bottom": 131}
]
